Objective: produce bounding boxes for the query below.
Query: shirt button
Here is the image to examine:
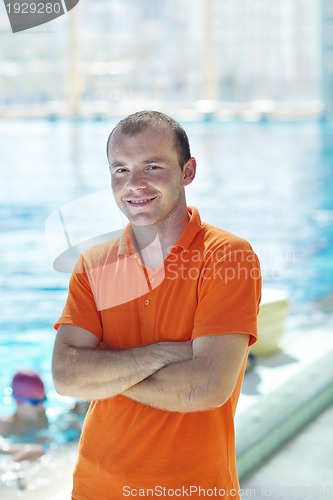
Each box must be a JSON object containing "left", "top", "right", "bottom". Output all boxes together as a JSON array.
[
  {"left": 144, "top": 299, "right": 150, "bottom": 306},
  {"left": 149, "top": 277, "right": 154, "bottom": 283}
]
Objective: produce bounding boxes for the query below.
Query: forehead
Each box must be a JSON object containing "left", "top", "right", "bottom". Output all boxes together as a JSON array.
[{"left": 108, "top": 127, "right": 177, "bottom": 160}]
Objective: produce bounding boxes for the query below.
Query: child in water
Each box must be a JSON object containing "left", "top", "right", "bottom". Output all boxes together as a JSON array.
[{"left": 0, "top": 369, "right": 48, "bottom": 461}]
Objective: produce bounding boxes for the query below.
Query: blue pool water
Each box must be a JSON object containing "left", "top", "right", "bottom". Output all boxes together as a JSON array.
[{"left": 0, "top": 118, "right": 332, "bottom": 415}]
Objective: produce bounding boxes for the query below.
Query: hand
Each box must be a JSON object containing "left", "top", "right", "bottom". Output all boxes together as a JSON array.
[{"left": 11, "top": 444, "right": 45, "bottom": 462}]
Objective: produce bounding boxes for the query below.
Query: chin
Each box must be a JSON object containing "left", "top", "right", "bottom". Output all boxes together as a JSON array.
[{"left": 129, "top": 216, "right": 157, "bottom": 227}]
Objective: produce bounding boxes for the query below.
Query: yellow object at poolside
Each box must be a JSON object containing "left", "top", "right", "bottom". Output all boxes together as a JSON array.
[{"left": 252, "top": 289, "right": 290, "bottom": 356}]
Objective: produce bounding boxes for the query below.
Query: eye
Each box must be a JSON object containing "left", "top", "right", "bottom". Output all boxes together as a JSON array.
[
  {"left": 114, "top": 167, "right": 128, "bottom": 174},
  {"left": 147, "top": 165, "right": 161, "bottom": 171}
]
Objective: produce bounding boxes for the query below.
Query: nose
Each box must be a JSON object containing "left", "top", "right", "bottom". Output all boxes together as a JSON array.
[{"left": 127, "top": 170, "right": 147, "bottom": 190}]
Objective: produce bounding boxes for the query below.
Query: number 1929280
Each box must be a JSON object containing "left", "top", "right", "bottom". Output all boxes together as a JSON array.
[{"left": 6, "top": 2, "right": 62, "bottom": 14}]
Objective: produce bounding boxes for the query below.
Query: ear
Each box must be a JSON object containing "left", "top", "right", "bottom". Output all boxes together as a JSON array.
[{"left": 181, "top": 157, "right": 196, "bottom": 187}]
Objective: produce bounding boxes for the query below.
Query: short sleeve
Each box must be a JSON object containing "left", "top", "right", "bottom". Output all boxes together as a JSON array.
[
  {"left": 192, "top": 241, "right": 262, "bottom": 346},
  {"left": 53, "top": 254, "right": 103, "bottom": 340}
]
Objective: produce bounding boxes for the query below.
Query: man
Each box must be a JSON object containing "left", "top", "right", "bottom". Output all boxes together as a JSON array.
[{"left": 52, "top": 111, "right": 261, "bottom": 499}]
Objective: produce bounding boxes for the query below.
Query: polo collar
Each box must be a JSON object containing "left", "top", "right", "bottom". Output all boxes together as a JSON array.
[
  {"left": 117, "top": 206, "right": 203, "bottom": 258},
  {"left": 172, "top": 206, "right": 203, "bottom": 251},
  {"left": 117, "top": 224, "right": 137, "bottom": 258}
]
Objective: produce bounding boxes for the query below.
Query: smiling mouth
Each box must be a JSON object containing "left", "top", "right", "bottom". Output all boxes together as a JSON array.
[{"left": 126, "top": 196, "right": 157, "bottom": 205}]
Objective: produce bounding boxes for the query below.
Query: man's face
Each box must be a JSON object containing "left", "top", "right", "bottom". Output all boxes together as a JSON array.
[{"left": 108, "top": 127, "right": 193, "bottom": 228}]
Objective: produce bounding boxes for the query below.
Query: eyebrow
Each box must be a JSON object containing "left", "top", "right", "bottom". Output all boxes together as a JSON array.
[
  {"left": 110, "top": 157, "right": 169, "bottom": 168},
  {"left": 110, "top": 161, "right": 126, "bottom": 169},
  {"left": 143, "top": 157, "right": 169, "bottom": 164}
]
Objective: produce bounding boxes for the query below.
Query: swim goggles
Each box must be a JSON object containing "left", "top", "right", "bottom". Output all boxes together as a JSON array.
[{"left": 13, "top": 393, "right": 47, "bottom": 406}]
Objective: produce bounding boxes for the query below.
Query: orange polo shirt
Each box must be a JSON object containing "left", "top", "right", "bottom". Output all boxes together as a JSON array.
[{"left": 54, "top": 207, "right": 261, "bottom": 500}]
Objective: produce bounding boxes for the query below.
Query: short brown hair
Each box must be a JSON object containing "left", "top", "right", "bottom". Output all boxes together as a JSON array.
[{"left": 106, "top": 110, "right": 191, "bottom": 169}]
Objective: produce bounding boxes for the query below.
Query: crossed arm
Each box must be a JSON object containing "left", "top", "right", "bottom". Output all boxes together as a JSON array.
[{"left": 52, "top": 324, "right": 249, "bottom": 413}]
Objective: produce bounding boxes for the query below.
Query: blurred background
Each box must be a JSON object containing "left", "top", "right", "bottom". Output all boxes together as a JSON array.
[
  {"left": 0, "top": 0, "right": 330, "bottom": 118},
  {"left": 0, "top": 0, "right": 333, "bottom": 493}
]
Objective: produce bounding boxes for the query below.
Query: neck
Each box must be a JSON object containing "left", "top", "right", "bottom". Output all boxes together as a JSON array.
[{"left": 132, "top": 207, "right": 189, "bottom": 268}]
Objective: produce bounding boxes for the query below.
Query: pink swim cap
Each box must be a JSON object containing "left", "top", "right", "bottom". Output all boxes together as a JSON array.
[{"left": 12, "top": 369, "right": 45, "bottom": 402}]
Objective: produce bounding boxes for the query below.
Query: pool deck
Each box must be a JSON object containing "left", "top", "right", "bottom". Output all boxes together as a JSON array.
[
  {"left": 240, "top": 404, "right": 333, "bottom": 498},
  {"left": 236, "top": 313, "right": 333, "bottom": 482},
  {"left": 1, "top": 314, "right": 333, "bottom": 499}
]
